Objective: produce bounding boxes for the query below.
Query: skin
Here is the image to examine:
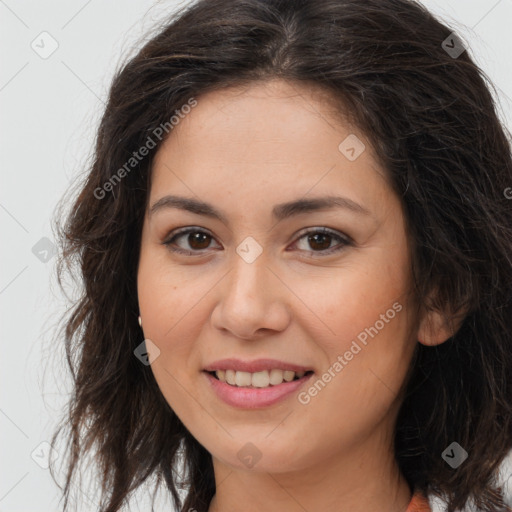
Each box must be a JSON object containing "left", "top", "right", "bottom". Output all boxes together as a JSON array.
[{"left": 137, "top": 79, "right": 452, "bottom": 512}]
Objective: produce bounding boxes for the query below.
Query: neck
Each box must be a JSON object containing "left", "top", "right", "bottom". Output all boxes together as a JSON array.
[{"left": 207, "top": 433, "right": 412, "bottom": 512}]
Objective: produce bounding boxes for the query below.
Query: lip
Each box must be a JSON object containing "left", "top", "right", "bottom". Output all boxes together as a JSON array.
[
  {"left": 203, "top": 358, "right": 313, "bottom": 373},
  {"left": 203, "top": 370, "right": 314, "bottom": 409}
]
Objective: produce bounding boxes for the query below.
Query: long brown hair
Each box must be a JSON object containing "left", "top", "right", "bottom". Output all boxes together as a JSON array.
[{"left": 50, "top": 1, "right": 512, "bottom": 511}]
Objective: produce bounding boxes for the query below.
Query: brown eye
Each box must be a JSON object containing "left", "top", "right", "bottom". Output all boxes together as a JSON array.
[
  {"left": 187, "top": 232, "right": 212, "bottom": 250},
  {"left": 163, "top": 226, "right": 351, "bottom": 257},
  {"left": 307, "top": 232, "right": 333, "bottom": 251},
  {"left": 291, "top": 228, "right": 351, "bottom": 256},
  {"left": 163, "top": 228, "right": 219, "bottom": 255}
]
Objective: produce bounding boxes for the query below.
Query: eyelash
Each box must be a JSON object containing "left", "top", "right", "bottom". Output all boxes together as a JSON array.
[{"left": 162, "top": 226, "right": 352, "bottom": 257}]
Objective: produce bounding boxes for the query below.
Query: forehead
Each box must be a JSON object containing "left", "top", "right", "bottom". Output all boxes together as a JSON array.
[
  {"left": 149, "top": 79, "right": 394, "bottom": 222},
  {"left": 156, "top": 79, "right": 355, "bottom": 157}
]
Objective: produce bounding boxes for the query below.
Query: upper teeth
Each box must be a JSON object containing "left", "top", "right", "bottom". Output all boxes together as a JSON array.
[{"left": 214, "top": 369, "right": 307, "bottom": 387}]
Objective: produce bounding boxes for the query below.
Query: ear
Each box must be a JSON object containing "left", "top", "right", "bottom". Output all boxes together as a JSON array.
[{"left": 416, "top": 295, "right": 468, "bottom": 346}]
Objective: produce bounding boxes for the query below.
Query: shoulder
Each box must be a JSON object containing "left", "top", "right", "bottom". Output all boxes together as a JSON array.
[{"left": 406, "top": 490, "right": 432, "bottom": 512}]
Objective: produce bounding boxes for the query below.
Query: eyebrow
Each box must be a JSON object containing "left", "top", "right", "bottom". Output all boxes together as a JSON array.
[{"left": 149, "top": 194, "right": 373, "bottom": 224}]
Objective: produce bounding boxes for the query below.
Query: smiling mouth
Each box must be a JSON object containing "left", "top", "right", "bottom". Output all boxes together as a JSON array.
[{"left": 206, "top": 369, "right": 314, "bottom": 388}]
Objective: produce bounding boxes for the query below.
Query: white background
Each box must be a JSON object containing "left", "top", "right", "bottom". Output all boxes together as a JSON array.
[{"left": 1, "top": 1, "right": 511, "bottom": 511}]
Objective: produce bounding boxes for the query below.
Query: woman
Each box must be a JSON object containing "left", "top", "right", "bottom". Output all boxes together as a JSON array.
[{"left": 50, "top": 1, "right": 512, "bottom": 511}]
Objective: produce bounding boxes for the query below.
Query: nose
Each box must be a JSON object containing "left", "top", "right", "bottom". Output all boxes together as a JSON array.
[{"left": 210, "top": 253, "right": 291, "bottom": 340}]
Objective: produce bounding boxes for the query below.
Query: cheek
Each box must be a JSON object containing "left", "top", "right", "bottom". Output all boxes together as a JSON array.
[
  {"left": 137, "top": 253, "right": 208, "bottom": 425},
  {"left": 137, "top": 241, "right": 207, "bottom": 343},
  {"left": 137, "top": 245, "right": 215, "bottom": 403},
  {"left": 293, "top": 313, "right": 413, "bottom": 462},
  {"left": 290, "top": 244, "right": 410, "bottom": 354},
  {"left": 291, "top": 244, "right": 414, "bottom": 426}
]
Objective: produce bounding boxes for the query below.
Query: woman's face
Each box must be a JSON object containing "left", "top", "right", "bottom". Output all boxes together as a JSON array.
[{"left": 137, "top": 79, "right": 418, "bottom": 474}]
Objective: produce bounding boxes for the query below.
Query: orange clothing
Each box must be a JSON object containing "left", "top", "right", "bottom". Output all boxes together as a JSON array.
[{"left": 406, "top": 490, "right": 431, "bottom": 512}]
